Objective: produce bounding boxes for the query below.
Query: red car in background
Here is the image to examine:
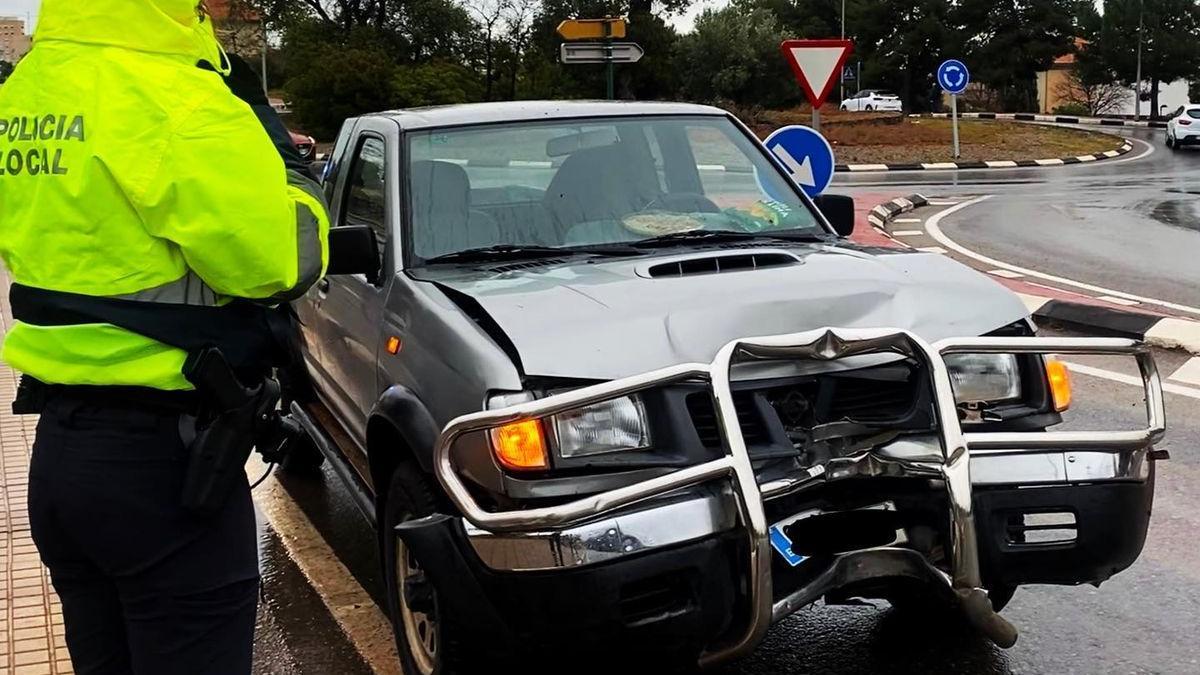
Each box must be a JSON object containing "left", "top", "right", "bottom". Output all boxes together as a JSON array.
[{"left": 289, "top": 130, "right": 316, "bottom": 161}]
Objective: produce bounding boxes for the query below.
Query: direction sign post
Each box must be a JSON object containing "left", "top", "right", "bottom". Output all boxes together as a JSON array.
[
  {"left": 937, "top": 59, "right": 970, "bottom": 158},
  {"left": 558, "top": 17, "right": 632, "bottom": 100},
  {"left": 763, "top": 125, "right": 837, "bottom": 199},
  {"left": 780, "top": 39, "right": 854, "bottom": 133}
]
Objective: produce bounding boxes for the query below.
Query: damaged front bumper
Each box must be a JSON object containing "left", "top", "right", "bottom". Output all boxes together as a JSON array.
[{"left": 399, "top": 328, "right": 1165, "bottom": 667}]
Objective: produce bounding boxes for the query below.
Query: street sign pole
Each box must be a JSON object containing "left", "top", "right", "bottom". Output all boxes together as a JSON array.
[
  {"left": 937, "top": 59, "right": 970, "bottom": 161},
  {"left": 604, "top": 20, "right": 614, "bottom": 100},
  {"left": 812, "top": 106, "right": 820, "bottom": 133},
  {"left": 951, "top": 94, "right": 960, "bottom": 158}
]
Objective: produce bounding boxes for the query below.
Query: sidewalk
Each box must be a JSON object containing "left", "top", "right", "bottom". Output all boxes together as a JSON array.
[{"left": 0, "top": 287, "right": 72, "bottom": 674}]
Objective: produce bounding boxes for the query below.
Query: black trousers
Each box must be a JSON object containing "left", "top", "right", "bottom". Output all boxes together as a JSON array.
[{"left": 28, "top": 394, "right": 260, "bottom": 675}]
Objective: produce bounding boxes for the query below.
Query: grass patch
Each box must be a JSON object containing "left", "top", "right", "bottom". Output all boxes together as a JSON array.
[{"left": 739, "top": 108, "right": 1122, "bottom": 164}]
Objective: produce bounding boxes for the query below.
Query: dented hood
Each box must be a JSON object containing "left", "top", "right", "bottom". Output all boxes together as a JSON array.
[{"left": 416, "top": 245, "right": 1030, "bottom": 380}]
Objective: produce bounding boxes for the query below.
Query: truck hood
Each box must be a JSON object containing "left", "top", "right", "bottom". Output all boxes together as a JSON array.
[{"left": 415, "top": 245, "right": 1030, "bottom": 380}]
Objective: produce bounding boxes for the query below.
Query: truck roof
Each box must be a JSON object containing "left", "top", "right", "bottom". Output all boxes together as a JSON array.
[{"left": 365, "top": 100, "right": 731, "bottom": 130}]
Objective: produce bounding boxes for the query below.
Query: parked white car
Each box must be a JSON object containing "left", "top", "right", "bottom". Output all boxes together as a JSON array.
[
  {"left": 1165, "top": 105, "right": 1200, "bottom": 150},
  {"left": 840, "top": 90, "right": 903, "bottom": 112}
]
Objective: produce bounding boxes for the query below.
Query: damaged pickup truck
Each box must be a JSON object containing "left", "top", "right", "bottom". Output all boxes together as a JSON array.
[{"left": 288, "top": 101, "right": 1167, "bottom": 673}]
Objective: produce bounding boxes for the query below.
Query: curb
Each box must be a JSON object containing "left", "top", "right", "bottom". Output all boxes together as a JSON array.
[
  {"left": 837, "top": 140, "right": 1134, "bottom": 172},
  {"left": 924, "top": 111, "right": 1169, "bottom": 130},
  {"left": 1023, "top": 296, "right": 1200, "bottom": 354},
  {"left": 867, "top": 194, "right": 928, "bottom": 229}
]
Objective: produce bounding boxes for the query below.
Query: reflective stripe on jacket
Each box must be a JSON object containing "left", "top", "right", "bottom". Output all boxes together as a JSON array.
[{"left": 0, "top": 0, "right": 329, "bottom": 390}]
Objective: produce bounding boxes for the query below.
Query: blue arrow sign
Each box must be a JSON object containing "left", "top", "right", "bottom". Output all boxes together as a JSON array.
[
  {"left": 762, "top": 125, "right": 836, "bottom": 198},
  {"left": 938, "top": 59, "right": 970, "bottom": 95}
]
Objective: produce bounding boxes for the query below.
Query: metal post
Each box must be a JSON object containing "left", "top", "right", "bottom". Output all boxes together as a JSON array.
[
  {"left": 839, "top": 0, "right": 846, "bottom": 104},
  {"left": 1134, "top": 0, "right": 1143, "bottom": 121},
  {"left": 261, "top": 18, "right": 269, "bottom": 97},
  {"left": 604, "top": 19, "right": 614, "bottom": 101},
  {"left": 812, "top": 107, "right": 820, "bottom": 133},
  {"left": 951, "top": 94, "right": 960, "bottom": 158}
]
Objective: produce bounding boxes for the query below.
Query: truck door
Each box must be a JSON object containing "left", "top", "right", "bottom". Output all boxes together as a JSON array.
[{"left": 311, "top": 121, "right": 398, "bottom": 441}]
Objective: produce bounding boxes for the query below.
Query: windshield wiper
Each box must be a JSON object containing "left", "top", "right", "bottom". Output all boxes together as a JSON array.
[
  {"left": 424, "top": 243, "right": 640, "bottom": 265},
  {"left": 631, "top": 230, "right": 758, "bottom": 248},
  {"left": 631, "top": 229, "right": 830, "bottom": 248}
]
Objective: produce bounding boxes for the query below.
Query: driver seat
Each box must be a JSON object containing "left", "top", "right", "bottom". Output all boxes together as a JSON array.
[{"left": 542, "top": 143, "right": 660, "bottom": 231}]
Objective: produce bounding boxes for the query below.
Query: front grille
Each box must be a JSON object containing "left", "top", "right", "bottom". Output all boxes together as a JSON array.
[
  {"left": 619, "top": 573, "right": 692, "bottom": 626},
  {"left": 686, "top": 392, "right": 767, "bottom": 448},
  {"left": 826, "top": 370, "right": 918, "bottom": 422}
]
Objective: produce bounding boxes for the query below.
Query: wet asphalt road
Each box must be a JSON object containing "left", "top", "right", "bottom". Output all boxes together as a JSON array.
[
  {"left": 257, "top": 329, "right": 1200, "bottom": 674},
  {"left": 835, "top": 127, "right": 1200, "bottom": 311}
]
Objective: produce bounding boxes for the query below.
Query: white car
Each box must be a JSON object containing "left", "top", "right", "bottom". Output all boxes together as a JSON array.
[
  {"left": 840, "top": 90, "right": 903, "bottom": 112},
  {"left": 1165, "top": 105, "right": 1200, "bottom": 150}
]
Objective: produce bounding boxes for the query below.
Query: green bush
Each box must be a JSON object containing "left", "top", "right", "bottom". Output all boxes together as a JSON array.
[{"left": 1052, "top": 102, "right": 1091, "bottom": 116}]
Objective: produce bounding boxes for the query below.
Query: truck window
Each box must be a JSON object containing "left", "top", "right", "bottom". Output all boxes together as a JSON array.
[{"left": 343, "top": 136, "right": 388, "bottom": 278}]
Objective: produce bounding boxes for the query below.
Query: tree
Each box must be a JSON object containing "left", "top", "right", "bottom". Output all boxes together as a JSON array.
[
  {"left": 1083, "top": 0, "right": 1200, "bottom": 117},
  {"left": 1054, "top": 67, "right": 1130, "bottom": 114},
  {"left": 956, "top": 0, "right": 1076, "bottom": 112},
  {"left": 674, "top": 4, "right": 795, "bottom": 107},
  {"left": 0, "top": 60, "right": 13, "bottom": 85}
]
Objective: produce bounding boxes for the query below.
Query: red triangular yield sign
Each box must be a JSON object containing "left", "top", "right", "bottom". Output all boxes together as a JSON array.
[{"left": 780, "top": 39, "right": 854, "bottom": 109}]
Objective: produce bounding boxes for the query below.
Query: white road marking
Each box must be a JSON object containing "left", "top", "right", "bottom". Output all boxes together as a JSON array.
[
  {"left": 917, "top": 246, "right": 947, "bottom": 254},
  {"left": 1168, "top": 358, "right": 1200, "bottom": 385},
  {"left": 988, "top": 269, "right": 1025, "bottom": 279},
  {"left": 697, "top": 164, "right": 727, "bottom": 171},
  {"left": 836, "top": 138, "right": 1155, "bottom": 175},
  {"left": 923, "top": 196, "right": 1200, "bottom": 317},
  {"left": 846, "top": 164, "right": 891, "bottom": 171},
  {"left": 892, "top": 230, "right": 924, "bottom": 236},
  {"left": 922, "top": 163, "right": 959, "bottom": 170},
  {"left": 985, "top": 160, "right": 1018, "bottom": 168},
  {"left": 1077, "top": 155, "right": 1098, "bottom": 162},
  {"left": 1064, "top": 361, "right": 1200, "bottom": 400},
  {"left": 927, "top": 200, "right": 959, "bottom": 205},
  {"left": 252, "top": 470, "right": 402, "bottom": 674},
  {"left": 1035, "top": 158, "right": 1065, "bottom": 166},
  {"left": 1096, "top": 295, "right": 1141, "bottom": 306},
  {"left": 893, "top": 217, "right": 922, "bottom": 223}
]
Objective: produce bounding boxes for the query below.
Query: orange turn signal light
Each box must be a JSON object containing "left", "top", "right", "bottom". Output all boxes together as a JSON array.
[
  {"left": 1046, "top": 359, "right": 1072, "bottom": 412},
  {"left": 490, "top": 419, "right": 549, "bottom": 471},
  {"left": 385, "top": 336, "right": 402, "bottom": 355}
]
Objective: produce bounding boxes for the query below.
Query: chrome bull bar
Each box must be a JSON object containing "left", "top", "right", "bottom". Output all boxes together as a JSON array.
[{"left": 433, "top": 328, "right": 1165, "bottom": 666}]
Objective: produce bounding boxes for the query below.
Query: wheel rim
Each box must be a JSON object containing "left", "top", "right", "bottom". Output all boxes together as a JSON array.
[{"left": 395, "top": 535, "right": 439, "bottom": 675}]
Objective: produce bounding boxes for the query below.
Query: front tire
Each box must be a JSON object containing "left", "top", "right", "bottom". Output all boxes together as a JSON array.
[
  {"left": 865, "top": 105, "right": 874, "bottom": 111},
  {"left": 382, "top": 462, "right": 469, "bottom": 675}
]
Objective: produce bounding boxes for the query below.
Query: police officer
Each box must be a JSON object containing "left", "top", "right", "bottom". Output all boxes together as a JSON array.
[{"left": 0, "top": 1, "right": 329, "bottom": 673}]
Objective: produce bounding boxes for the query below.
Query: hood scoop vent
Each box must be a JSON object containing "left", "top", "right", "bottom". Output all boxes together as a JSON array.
[{"left": 646, "top": 252, "right": 799, "bottom": 278}]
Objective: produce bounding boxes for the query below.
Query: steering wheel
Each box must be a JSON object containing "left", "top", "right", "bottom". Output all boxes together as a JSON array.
[{"left": 641, "top": 192, "right": 721, "bottom": 214}]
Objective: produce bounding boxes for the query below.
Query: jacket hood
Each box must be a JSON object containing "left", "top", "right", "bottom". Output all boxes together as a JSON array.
[
  {"left": 35, "top": 0, "right": 226, "bottom": 68},
  {"left": 416, "top": 246, "right": 1031, "bottom": 380}
]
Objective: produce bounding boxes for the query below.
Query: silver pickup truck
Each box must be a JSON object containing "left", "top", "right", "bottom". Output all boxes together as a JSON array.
[{"left": 287, "top": 101, "right": 1166, "bottom": 674}]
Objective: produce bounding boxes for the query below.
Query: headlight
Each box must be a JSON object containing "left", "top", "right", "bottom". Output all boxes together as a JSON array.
[
  {"left": 945, "top": 354, "right": 1021, "bottom": 404},
  {"left": 552, "top": 395, "right": 650, "bottom": 458}
]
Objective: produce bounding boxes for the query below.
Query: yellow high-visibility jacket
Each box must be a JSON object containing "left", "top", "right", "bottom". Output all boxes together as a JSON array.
[{"left": 0, "top": 0, "right": 329, "bottom": 390}]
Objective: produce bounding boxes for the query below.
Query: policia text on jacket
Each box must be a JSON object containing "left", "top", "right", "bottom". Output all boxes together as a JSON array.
[{"left": 0, "top": 115, "right": 84, "bottom": 176}]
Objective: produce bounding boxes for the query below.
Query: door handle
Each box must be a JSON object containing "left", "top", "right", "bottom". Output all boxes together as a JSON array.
[{"left": 317, "top": 278, "right": 331, "bottom": 295}]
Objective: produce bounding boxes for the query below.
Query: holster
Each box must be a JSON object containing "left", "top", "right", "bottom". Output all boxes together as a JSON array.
[
  {"left": 12, "top": 375, "right": 49, "bottom": 415},
  {"left": 181, "top": 348, "right": 285, "bottom": 516}
]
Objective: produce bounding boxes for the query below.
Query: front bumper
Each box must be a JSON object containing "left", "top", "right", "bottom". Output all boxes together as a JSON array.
[{"left": 411, "top": 329, "right": 1164, "bottom": 667}]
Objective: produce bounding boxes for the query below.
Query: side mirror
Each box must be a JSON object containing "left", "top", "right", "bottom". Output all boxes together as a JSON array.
[
  {"left": 326, "top": 225, "right": 381, "bottom": 282},
  {"left": 814, "top": 194, "right": 856, "bottom": 237}
]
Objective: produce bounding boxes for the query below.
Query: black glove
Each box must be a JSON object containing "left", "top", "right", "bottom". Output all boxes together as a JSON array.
[{"left": 200, "top": 53, "right": 315, "bottom": 179}]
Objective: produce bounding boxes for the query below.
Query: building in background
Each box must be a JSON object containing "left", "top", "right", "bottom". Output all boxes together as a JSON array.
[
  {"left": 0, "top": 17, "right": 30, "bottom": 63},
  {"left": 206, "top": 0, "right": 264, "bottom": 60}
]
